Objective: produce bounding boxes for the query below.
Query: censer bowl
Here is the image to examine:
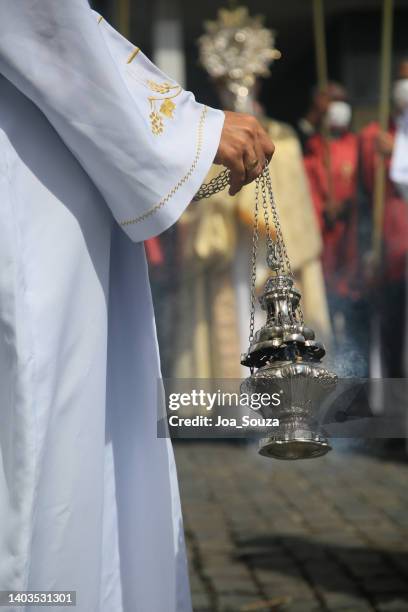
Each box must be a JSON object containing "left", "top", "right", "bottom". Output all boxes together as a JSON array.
[
  {"left": 241, "top": 361, "right": 337, "bottom": 460},
  {"left": 258, "top": 436, "right": 331, "bottom": 460}
]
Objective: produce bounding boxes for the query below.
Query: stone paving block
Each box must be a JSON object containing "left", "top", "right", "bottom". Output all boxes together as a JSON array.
[
  {"left": 323, "top": 606, "right": 374, "bottom": 612},
  {"left": 384, "top": 510, "right": 408, "bottom": 528},
  {"left": 252, "top": 567, "right": 304, "bottom": 586},
  {"left": 288, "top": 545, "right": 331, "bottom": 563},
  {"left": 261, "top": 582, "right": 316, "bottom": 602},
  {"left": 303, "top": 560, "right": 346, "bottom": 577},
  {"left": 191, "top": 591, "right": 213, "bottom": 610},
  {"left": 234, "top": 542, "right": 284, "bottom": 557},
  {"left": 387, "top": 552, "right": 408, "bottom": 575},
  {"left": 347, "top": 563, "right": 394, "bottom": 579},
  {"left": 198, "top": 541, "right": 236, "bottom": 555},
  {"left": 255, "top": 578, "right": 313, "bottom": 602},
  {"left": 374, "top": 598, "right": 408, "bottom": 612},
  {"left": 246, "top": 556, "right": 300, "bottom": 573},
  {"left": 332, "top": 550, "right": 385, "bottom": 566},
  {"left": 283, "top": 600, "right": 324, "bottom": 612},
  {"left": 252, "top": 568, "right": 283, "bottom": 583},
  {"left": 319, "top": 590, "right": 369, "bottom": 609},
  {"left": 199, "top": 556, "right": 242, "bottom": 572},
  {"left": 241, "top": 597, "right": 300, "bottom": 611},
  {"left": 189, "top": 574, "right": 207, "bottom": 592},
  {"left": 217, "top": 594, "right": 266, "bottom": 611},
  {"left": 202, "top": 565, "right": 253, "bottom": 581},
  {"left": 175, "top": 443, "right": 408, "bottom": 612},
  {"left": 208, "top": 577, "right": 260, "bottom": 597},
  {"left": 360, "top": 576, "right": 408, "bottom": 595}
]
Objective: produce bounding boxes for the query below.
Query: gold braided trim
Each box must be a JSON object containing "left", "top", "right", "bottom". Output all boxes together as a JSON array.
[
  {"left": 127, "top": 47, "right": 140, "bottom": 64},
  {"left": 120, "top": 106, "right": 208, "bottom": 227}
]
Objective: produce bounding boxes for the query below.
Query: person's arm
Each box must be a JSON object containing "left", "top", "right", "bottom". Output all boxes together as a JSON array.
[{"left": 0, "top": 1, "right": 273, "bottom": 242}]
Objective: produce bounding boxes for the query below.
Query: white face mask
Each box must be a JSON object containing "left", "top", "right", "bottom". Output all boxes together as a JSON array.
[
  {"left": 393, "top": 79, "right": 408, "bottom": 111},
  {"left": 327, "top": 101, "right": 352, "bottom": 130}
]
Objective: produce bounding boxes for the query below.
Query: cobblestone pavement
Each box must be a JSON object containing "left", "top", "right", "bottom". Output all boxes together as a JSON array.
[{"left": 174, "top": 441, "right": 408, "bottom": 612}]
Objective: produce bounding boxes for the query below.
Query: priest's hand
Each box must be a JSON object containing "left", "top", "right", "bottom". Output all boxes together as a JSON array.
[{"left": 214, "top": 111, "right": 275, "bottom": 196}]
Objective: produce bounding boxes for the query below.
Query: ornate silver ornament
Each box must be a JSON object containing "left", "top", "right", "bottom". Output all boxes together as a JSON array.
[
  {"left": 240, "top": 168, "right": 338, "bottom": 460},
  {"left": 198, "top": 6, "right": 281, "bottom": 112}
]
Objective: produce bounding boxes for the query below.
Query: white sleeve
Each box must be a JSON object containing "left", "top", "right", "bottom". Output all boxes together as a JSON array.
[
  {"left": 390, "top": 112, "right": 408, "bottom": 200},
  {"left": 0, "top": 1, "right": 225, "bottom": 241}
]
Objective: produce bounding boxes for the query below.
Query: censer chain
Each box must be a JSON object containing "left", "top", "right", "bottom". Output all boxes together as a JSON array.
[
  {"left": 249, "top": 168, "right": 304, "bottom": 338},
  {"left": 193, "top": 166, "right": 304, "bottom": 335},
  {"left": 249, "top": 178, "right": 260, "bottom": 347},
  {"left": 192, "top": 168, "right": 231, "bottom": 201}
]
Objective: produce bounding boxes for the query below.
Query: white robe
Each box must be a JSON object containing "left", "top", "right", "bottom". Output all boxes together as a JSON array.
[
  {"left": 0, "top": 2, "right": 224, "bottom": 611},
  {"left": 390, "top": 110, "right": 408, "bottom": 201}
]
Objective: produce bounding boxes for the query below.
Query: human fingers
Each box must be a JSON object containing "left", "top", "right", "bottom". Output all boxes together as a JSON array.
[
  {"left": 243, "top": 143, "right": 264, "bottom": 184},
  {"left": 228, "top": 155, "right": 247, "bottom": 196},
  {"left": 258, "top": 126, "right": 275, "bottom": 164}
]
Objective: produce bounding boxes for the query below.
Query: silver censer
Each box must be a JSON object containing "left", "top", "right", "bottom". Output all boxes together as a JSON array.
[{"left": 240, "top": 168, "right": 337, "bottom": 460}]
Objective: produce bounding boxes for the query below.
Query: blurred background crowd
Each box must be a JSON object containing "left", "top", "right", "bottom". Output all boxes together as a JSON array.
[{"left": 91, "top": 0, "right": 408, "bottom": 392}]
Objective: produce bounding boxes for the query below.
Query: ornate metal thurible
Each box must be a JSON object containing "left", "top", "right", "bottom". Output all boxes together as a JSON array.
[{"left": 240, "top": 167, "right": 337, "bottom": 460}]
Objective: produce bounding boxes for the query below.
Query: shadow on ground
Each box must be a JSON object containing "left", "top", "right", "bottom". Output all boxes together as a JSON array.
[
  {"left": 333, "top": 438, "right": 408, "bottom": 463},
  {"left": 236, "top": 533, "right": 408, "bottom": 607}
]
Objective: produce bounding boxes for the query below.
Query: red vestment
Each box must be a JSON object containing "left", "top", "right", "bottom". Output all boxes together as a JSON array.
[
  {"left": 304, "top": 132, "right": 359, "bottom": 299},
  {"left": 144, "top": 236, "right": 164, "bottom": 266},
  {"left": 359, "top": 122, "right": 408, "bottom": 282}
]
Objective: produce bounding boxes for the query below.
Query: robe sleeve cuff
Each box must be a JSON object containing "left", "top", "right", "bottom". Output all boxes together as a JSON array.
[{"left": 118, "top": 105, "right": 225, "bottom": 242}]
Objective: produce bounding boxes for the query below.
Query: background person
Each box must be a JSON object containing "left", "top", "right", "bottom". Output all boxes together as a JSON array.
[
  {"left": 304, "top": 83, "right": 368, "bottom": 373},
  {"left": 358, "top": 58, "right": 408, "bottom": 379}
]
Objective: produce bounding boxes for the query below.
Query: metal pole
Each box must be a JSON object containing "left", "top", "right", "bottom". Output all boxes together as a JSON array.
[
  {"left": 313, "top": 0, "right": 328, "bottom": 91},
  {"left": 312, "top": 0, "right": 335, "bottom": 218},
  {"left": 372, "top": 0, "right": 394, "bottom": 265},
  {"left": 117, "top": 0, "right": 131, "bottom": 38}
]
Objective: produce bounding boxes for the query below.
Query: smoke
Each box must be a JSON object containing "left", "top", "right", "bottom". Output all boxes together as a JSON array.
[{"left": 326, "top": 345, "right": 368, "bottom": 378}]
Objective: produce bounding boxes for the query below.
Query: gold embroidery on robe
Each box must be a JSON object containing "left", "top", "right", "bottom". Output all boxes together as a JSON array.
[
  {"left": 120, "top": 105, "right": 208, "bottom": 226},
  {"left": 126, "top": 72, "right": 182, "bottom": 135},
  {"left": 98, "top": 14, "right": 180, "bottom": 135},
  {"left": 126, "top": 47, "right": 140, "bottom": 64},
  {"left": 147, "top": 81, "right": 182, "bottom": 135}
]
